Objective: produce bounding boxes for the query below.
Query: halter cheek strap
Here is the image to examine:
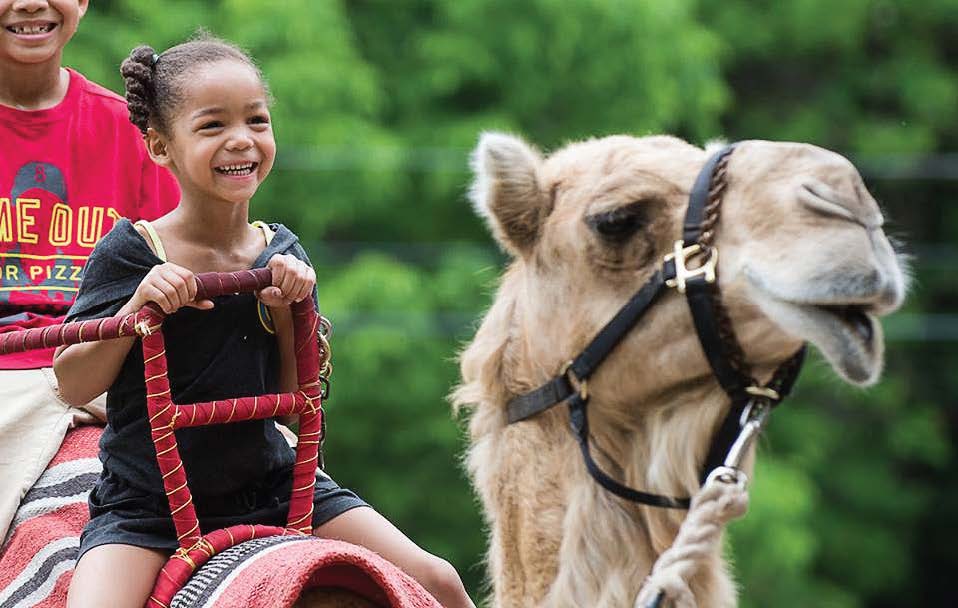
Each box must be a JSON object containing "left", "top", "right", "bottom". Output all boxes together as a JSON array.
[{"left": 505, "top": 144, "right": 806, "bottom": 509}]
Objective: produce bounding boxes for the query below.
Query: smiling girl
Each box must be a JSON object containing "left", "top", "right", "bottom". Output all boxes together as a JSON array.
[{"left": 53, "top": 35, "right": 474, "bottom": 608}]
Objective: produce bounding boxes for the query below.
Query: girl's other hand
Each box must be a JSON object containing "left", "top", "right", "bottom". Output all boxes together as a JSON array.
[
  {"left": 258, "top": 254, "right": 315, "bottom": 307},
  {"left": 128, "top": 262, "right": 215, "bottom": 314}
]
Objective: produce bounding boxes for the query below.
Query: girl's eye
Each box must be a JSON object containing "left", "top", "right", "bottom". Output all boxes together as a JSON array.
[
  {"left": 199, "top": 121, "right": 223, "bottom": 130},
  {"left": 249, "top": 115, "right": 270, "bottom": 125},
  {"left": 585, "top": 204, "right": 649, "bottom": 242}
]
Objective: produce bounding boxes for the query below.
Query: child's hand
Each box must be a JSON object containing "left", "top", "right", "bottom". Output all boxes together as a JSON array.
[
  {"left": 257, "top": 254, "right": 315, "bottom": 307},
  {"left": 128, "top": 262, "right": 215, "bottom": 314}
]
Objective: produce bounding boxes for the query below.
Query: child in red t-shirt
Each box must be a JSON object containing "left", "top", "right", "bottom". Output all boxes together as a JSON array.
[{"left": 0, "top": 0, "right": 179, "bottom": 542}]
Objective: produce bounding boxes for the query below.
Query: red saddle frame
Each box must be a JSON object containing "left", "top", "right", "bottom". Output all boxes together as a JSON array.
[{"left": 0, "top": 268, "right": 329, "bottom": 608}]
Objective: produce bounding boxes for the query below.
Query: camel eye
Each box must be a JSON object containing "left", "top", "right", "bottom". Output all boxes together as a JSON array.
[{"left": 586, "top": 204, "right": 648, "bottom": 242}]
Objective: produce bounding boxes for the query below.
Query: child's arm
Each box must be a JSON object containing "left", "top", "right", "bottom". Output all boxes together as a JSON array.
[
  {"left": 257, "top": 254, "right": 316, "bottom": 397},
  {"left": 53, "top": 263, "right": 213, "bottom": 406}
]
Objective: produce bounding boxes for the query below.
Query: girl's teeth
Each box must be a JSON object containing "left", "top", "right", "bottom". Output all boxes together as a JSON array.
[
  {"left": 11, "top": 24, "right": 53, "bottom": 34},
  {"left": 217, "top": 163, "right": 255, "bottom": 176}
]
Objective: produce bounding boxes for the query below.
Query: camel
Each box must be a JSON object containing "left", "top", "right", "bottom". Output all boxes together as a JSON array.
[{"left": 453, "top": 133, "right": 906, "bottom": 608}]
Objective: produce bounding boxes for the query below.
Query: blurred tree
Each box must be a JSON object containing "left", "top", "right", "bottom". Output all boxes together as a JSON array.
[{"left": 342, "top": 0, "right": 726, "bottom": 241}]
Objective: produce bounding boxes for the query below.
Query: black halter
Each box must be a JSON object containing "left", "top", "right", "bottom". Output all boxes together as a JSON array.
[{"left": 505, "top": 144, "right": 806, "bottom": 509}]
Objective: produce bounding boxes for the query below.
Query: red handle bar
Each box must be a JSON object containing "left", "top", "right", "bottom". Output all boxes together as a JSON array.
[
  {"left": 0, "top": 268, "right": 274, "bottom": 356},
  {"left": 194, "top": 267, "right": 273, "bottom": 300}
]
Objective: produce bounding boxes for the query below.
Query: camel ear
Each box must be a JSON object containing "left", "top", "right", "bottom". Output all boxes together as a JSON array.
[{"left": 469, "top": 132, "right": 549, "bottom": 257}]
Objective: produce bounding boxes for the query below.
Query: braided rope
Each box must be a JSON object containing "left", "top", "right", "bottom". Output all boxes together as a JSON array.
[
  {"left": 634, "top": 469, "right": 750, "bottom": 608},
  {"left": 696, "top": 152, "right": 754, "bottom": 383},
  {"left": 697, "top": 152, "right": 732, "bottom": 251}
]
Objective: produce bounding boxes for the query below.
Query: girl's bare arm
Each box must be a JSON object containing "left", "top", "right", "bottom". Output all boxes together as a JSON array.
[{"left": 54, "top": 263, "right": 213, "bottom": 406}]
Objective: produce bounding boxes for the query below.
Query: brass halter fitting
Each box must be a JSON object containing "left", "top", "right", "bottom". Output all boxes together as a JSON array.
[
  {"left": 664, "top": 240, "right": 718, "bottom": 294},
  {"left": 744, "top": 385, "right": 781, "bottom": 402}
]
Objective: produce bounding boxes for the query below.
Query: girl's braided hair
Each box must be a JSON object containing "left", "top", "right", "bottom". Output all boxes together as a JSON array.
[{"left": 120, "top": 33, "right": 266, "bottom": 136}]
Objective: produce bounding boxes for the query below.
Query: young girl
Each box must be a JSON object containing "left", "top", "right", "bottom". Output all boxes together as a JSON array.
[{"left": 54, "top": 35, "right": 474, "bottom": 608}]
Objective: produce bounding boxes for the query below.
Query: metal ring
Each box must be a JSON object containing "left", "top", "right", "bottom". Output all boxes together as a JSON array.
[
  {"left": 562, "top": 361, "right": 588, "bottom": 401},
  {"left": 706, "top": 465, "right": 748, "bottom": 491}
]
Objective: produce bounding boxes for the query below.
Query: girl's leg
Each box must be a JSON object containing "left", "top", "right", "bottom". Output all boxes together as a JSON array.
[
  {"left": 67, "top": 544, "right": 168, "bottom": 608},
  {"left": 314, "top": 506, "right": 475, "bottom": 608}
]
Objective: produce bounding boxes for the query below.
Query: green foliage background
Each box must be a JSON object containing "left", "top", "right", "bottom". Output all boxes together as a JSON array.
[{"left": 66, "top": 1, "right": 957, "bottom": 606}]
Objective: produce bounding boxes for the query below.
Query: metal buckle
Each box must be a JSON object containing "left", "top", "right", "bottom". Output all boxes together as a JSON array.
[{"left": 663, "top": 241, "right": 718, "bottom": 294}]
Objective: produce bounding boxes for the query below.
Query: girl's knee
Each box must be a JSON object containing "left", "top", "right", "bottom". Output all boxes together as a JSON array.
[
  {"left": 68, "top": 544, "right": 167, "bottom": 608},
  {"left": 418, "top": 554, "right": 470, "bottom": 606}
]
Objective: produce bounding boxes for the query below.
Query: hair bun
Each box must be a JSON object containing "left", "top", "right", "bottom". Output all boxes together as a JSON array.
[{"left": 120, "top": 45, "right": 157, "bottom": 135}]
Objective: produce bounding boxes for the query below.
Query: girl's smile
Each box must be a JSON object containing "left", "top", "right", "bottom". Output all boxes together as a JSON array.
[{"left": 213, "top": 162, "right": 259, "bottom": 178}]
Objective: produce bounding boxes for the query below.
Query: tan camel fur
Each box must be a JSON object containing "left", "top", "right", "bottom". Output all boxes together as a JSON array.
[{"left": 453, "top": 133, "right": 907, "bottom": 608}]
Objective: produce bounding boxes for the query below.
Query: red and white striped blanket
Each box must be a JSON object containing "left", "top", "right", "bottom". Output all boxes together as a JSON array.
[
  {"left": 0, "top": 428, "right": 439, "bottom": 608},
  {"left": 0, "top": 427, "right": 99, "bottom": 608}
]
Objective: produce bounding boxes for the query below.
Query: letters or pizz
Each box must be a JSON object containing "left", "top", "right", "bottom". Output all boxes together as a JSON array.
[{"left": 0, "top": 198, "right": 119, "bottom": 300}]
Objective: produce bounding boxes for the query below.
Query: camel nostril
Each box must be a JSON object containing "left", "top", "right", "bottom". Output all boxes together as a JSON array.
[
  {"left": 802, "top": 182, "right": 836, "bottom": 204},
  {"left": 799, "top": 181, "right": 886, "bottom": 230},
  {"left": 799, "top": 182, "right": 858, "bottom": 222}
]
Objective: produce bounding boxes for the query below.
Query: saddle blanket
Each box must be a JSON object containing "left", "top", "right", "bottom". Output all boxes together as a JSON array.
[{"left": 0, "top": 427, "right": 439, "bottom": 608}]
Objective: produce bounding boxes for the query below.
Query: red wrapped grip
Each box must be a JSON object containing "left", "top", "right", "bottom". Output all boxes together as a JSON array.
[{"left": 194, "top": 268, "right": 273, "bottom": 300}]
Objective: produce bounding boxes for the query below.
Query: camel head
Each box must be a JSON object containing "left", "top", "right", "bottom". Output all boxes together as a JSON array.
[
  {"left": 457, "top": 133, "right": 907, "bottom": 607},
  {"left": 467, "top": 134, "right": 904, "bottom": 398}
]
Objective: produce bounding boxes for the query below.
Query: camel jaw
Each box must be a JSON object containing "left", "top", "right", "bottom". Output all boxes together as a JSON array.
[{"left": 748, "top": 291, "right": 884, "bottom": 385}]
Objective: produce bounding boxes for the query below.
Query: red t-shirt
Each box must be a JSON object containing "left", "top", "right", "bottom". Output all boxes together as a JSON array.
[{"left": 0, "top": 68, "right": 179, "bottom": 369}]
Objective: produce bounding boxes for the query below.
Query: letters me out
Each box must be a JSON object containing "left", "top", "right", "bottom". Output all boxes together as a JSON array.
[{"left": 0, "top": 198, "right": 121, "bottom": 248}]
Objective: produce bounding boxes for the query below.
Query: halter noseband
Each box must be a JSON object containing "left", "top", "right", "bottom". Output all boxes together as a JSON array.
[{"left": 505, "top": 144, "right": 806, "bottom": 509}]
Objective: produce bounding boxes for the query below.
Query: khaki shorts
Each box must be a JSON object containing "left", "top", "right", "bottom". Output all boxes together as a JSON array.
[{"left": 0, "top": 368, "right": 105, "bottom": 543}]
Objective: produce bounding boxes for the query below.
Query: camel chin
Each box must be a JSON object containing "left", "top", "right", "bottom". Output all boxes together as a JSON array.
[{"left": 749, "top": 290, "right": 884, "bottom": 385}]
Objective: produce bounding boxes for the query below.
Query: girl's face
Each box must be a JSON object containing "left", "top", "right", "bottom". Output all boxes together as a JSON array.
[{"left": 155, "top": 60, "right": 275, "bottom": 207}]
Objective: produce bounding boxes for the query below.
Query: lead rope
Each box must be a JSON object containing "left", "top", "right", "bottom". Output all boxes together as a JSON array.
[
  {"left": 633, "top": 469, "right": 750, "bottom": 608},
  {"left": 635, "top": 399, "right": 772, "bottom": 608}
]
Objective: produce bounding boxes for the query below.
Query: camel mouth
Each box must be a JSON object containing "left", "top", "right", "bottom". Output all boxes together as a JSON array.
[
  {"left": 813, "top": 303, "right": 875, "bottom": 344},
  {"left": 749, "top": 292, "right": 884, "bottom": 385}
]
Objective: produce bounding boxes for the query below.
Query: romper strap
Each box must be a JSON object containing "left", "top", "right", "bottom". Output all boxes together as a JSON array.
[
  {"left": 251, "top": 220, "right": 277, "bottom": 335},
  {"left": 134, "top": 219, "right": 167, "bottom": 262},
  {"left": 251, "top": 220, "right": 274, "bottom": 246}
]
